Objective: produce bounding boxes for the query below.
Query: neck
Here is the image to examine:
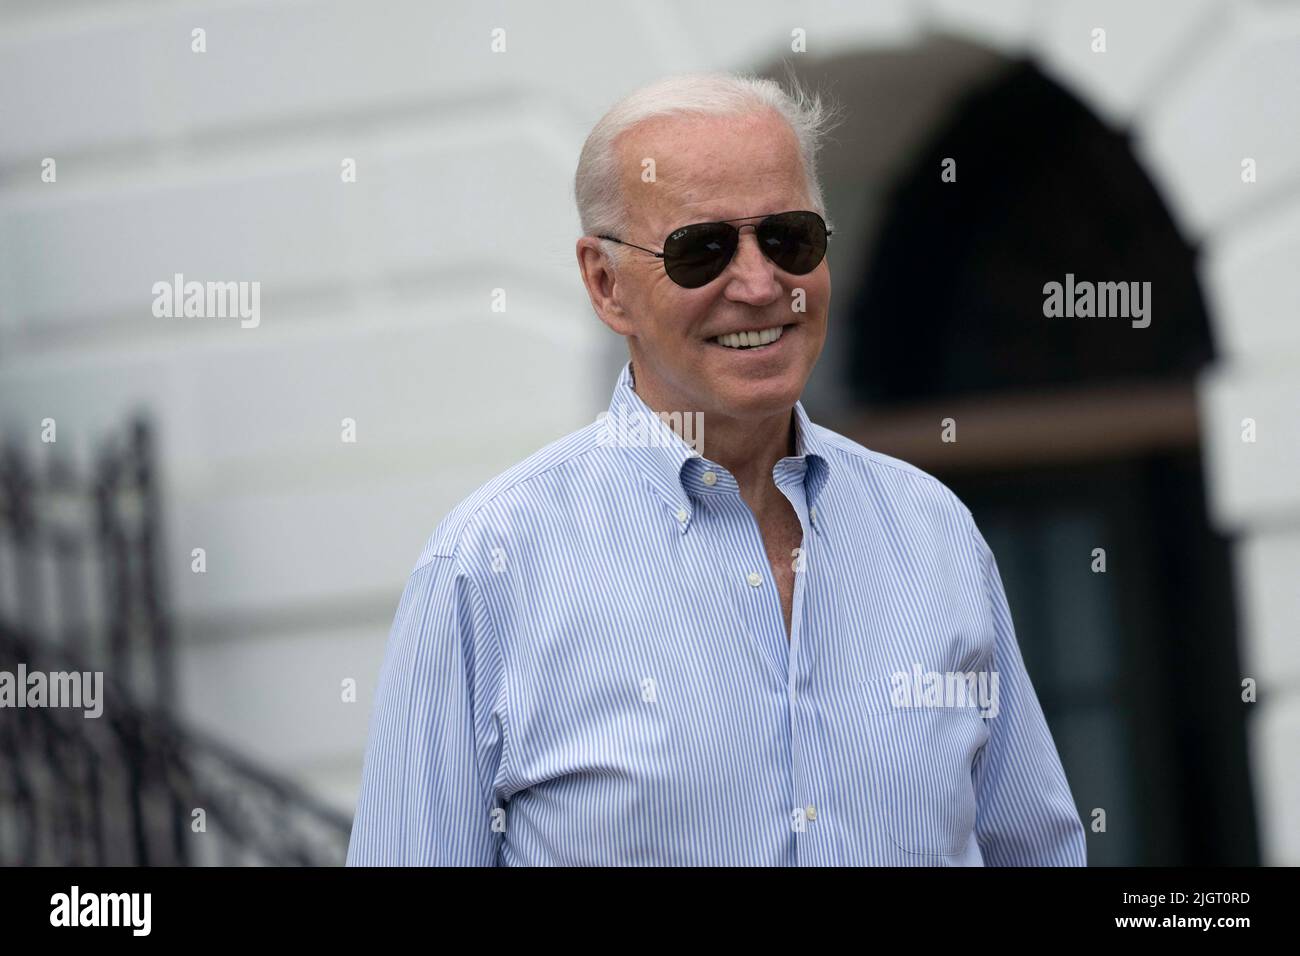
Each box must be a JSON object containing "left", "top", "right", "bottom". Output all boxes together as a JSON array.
[{"left": 630, "top": 361, "right": 797, "bottom": 515}]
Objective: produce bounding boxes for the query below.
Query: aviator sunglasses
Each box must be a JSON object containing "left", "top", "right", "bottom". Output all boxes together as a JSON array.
[{"left": 597, "top": 209, "right": 831, "bottom": 289}]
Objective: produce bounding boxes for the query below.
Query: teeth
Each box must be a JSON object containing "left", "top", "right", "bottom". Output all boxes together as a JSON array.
[{"left": 713, "top": 325, "right": 785, "bottom": 349}]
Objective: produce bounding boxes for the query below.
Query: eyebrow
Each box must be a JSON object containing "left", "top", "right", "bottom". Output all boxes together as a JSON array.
[{"left": 676, "top": 210, "right": 780, "bottom": 227}]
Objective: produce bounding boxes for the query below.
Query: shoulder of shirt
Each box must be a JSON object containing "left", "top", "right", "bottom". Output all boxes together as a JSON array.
[
  {"left": 807, "top": 419, "right": 977, "bottom": 530},
  {"left": 409, "top": 417, "right": 608, "bottom": 574},
  {"left": 406, "top": 412, "right": 983, "bottom": 575}
]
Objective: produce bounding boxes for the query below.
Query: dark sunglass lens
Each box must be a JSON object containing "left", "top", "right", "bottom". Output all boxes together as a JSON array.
[
  {"left": 663, "top": 222, "right": 738, "bottom": 288},
  {"left": 757, "top": 211, "right": 827, "bottom": 275}
]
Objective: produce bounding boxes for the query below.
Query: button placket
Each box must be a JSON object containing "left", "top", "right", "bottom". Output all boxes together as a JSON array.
[{"left": 777, "top": 474, "right": 823, "bottom": 863}]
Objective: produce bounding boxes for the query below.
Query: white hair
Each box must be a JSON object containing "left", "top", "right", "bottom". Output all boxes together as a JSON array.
[{"left": 574, "top": 70, "right": 842, "bottom": 270}]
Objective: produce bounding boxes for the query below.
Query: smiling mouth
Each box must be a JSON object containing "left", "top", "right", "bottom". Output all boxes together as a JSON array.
[{"left": 709, "top": 324, "right": 790, "bottom": 350}]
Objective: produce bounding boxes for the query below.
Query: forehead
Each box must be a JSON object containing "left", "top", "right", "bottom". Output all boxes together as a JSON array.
[{"left": 616, "top": 109, "right": 811, "bottom": 233}]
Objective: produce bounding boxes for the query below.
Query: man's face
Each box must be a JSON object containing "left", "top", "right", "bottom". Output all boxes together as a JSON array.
[{"left": 590, "top": 109, "right": 831, "bottom": 423}]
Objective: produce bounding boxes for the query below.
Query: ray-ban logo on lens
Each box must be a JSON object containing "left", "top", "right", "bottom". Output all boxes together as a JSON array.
[
  {"left": 1042, "top": 273, "right": 1150, "bottom": 328},
  {"left": 887, "top": 664, "right": 1000, "bottom": 718},
  {"left": 152, "top": 273, "right": 260, "bottom": 328}
]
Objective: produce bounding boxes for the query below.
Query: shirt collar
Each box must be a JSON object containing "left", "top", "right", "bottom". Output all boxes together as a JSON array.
[{"left": 600, "top": 361, "right": 831, "bottom": 533}]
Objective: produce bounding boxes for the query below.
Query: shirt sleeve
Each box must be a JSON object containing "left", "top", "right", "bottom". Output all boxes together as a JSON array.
[
  {"left": 345, "top": 553, "right": 508, "bottom": 866},
  {"left": 966, "top": 513, "right": 1088, "bottom": 866}
]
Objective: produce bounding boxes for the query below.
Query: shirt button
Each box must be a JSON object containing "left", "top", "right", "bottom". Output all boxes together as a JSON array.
[
  {"left": 746, "top": 571, "right": 762, "bottom": 587},
  {"left": 676, "top": 508, "right": 688, "bottom": 523},
  {"left": 809, "top": 505, "right": 818, "bottom": 523},
  {"left": 806, "top": 805, "right": 818, "bottom": 821},
  {"left": 702, "top": 470, "right": 717, "bottom": 486}
]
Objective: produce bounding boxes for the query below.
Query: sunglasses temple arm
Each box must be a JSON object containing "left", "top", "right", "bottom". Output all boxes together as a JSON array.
[{"left": 596, "top": 236, "right": 663, "bottom": 258}]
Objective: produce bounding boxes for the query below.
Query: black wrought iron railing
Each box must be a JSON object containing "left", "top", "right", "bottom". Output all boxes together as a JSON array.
[{"left": 0, "top": 418, "right": 352, "bottom": 865}]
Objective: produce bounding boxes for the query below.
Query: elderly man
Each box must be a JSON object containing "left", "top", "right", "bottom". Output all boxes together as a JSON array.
[{"left": 346, "top": 72, "right": 1087, "bottom": 866}]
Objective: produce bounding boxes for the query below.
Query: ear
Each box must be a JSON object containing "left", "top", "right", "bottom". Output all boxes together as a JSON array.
[{"left": 577, "top": 237, "right": 635, "bottom": 336}]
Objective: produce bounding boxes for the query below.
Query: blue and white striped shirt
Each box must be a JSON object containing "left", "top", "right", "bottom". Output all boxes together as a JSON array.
[{"left": 346, "top": 361, "right": 1087, "bottom": 866}]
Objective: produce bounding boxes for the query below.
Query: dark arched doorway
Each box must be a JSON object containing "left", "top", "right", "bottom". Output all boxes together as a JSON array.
[{"left": 834, "top": 57, "right": 1255, "bottom": 865}]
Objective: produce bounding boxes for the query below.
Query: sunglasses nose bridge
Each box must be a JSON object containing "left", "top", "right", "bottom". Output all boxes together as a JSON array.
[
  {"left": 716, "top": 223, "right": 780, "bottom": 287},
  {"left": 730, "top": 223, "right": 773, "bottom": 269}
]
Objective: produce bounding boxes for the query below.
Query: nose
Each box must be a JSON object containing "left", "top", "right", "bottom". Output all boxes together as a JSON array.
[{"left": 722, "top": 224, "right": 781, "bottom": 303}]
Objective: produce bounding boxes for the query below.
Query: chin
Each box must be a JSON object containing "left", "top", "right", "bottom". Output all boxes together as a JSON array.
[{"left": 708, "top": 370, "right": 807, "bottom": 419}]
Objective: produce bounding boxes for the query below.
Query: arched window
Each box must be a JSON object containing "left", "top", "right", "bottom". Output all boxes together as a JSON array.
[{"left": 795, "top": 52, "right": 1256, "bottom": 865}]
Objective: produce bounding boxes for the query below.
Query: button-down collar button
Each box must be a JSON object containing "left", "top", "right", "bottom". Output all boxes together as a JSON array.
[
  {"left": 746, "top": 571, "right": 762, "bottom": 587},
  {"left": 809, "top": 505, "right": 818, "bottom": 523},
  {"left": 675, "top": 508, "right": 688, "bottom": 523},
  {"left": 702, "top": 470, "right": 717, "bottom": 486}
]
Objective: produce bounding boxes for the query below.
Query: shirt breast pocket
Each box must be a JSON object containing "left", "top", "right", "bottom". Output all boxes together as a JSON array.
[{"left": 859, "top": 677, "right": 989, "bottom": 857}]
